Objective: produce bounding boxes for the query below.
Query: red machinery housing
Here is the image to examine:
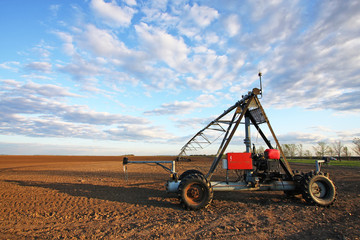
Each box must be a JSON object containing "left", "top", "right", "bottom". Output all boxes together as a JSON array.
[{"left": 226, "top": 152, "right": 253, "bottom": 170}]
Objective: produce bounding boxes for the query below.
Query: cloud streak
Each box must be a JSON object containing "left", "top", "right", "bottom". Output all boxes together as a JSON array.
[
  {"left": 0, "top": 80, "right": 177, "bottom": 141},
  {"left": 90, "top": 0, "right": 137, "bottom": 27}
]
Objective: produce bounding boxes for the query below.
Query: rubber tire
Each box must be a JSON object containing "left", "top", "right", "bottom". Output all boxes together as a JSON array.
[
  {"left": 301, "top": 172, "right": 336, "bottom": 206},
  {"left": 284, "top": 170, "right": 303, "bottom": 196},
  {"left": 178, "top": 174, "right": 213, "bottom": 210},
  {"left": 178, "top": 169, "right": 204, "bottom": 180}
]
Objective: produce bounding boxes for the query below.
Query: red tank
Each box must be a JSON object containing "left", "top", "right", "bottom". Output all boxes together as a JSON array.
[{"left": 265, "top": 149, "right": 280, "bottom": 159}]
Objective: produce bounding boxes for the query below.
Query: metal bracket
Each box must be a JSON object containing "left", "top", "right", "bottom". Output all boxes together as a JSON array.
[
  {"left": 122, "top": 157, "right": 177, "bottom": 180},
  {"left": 316, "top": 159, "right": 325, "bottom": 173}
]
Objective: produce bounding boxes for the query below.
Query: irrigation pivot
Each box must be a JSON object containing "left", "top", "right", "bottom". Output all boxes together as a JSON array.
[{"left": 123, "top": 74, "right": 337, "bottom": 210}]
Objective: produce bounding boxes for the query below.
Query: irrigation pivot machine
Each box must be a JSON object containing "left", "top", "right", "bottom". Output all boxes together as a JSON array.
[{"left": 123, "top": 74, "right": 337, "bottom": 210}]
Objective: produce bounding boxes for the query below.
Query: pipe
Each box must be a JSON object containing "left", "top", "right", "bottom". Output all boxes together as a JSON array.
[
  {"left": 244, "top": 116, "right": 251, "bottom": 153},
  {"left": 165, "top": 180, "right": 297, "bottom": 193}
]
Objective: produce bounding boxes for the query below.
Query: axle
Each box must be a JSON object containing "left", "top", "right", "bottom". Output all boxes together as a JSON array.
[{"left": 166, "top": 180, "right": 297, "bottom": 193}]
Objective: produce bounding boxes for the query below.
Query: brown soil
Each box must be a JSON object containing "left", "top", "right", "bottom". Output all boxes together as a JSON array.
[{"left": 0, "top": 155, "right": 359, "bottom": 239}]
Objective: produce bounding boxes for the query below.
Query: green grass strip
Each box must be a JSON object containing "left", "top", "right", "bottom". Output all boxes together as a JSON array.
[{"left": 287, "top": 159, "right": 360, "bottom": 167}]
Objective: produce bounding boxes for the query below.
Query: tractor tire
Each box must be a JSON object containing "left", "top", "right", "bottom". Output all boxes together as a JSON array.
[
  {"left": 178, "top": 169, "right": 204, "bottom": 180},
  {"left": 301, "top": 171, "right": 336, "bottom": 206},
  {"left": 178, "top": 173, "right": 213, "bottom": 210},
  {"left": 284, "top": 170, "right": 303, "bottom": 197}
]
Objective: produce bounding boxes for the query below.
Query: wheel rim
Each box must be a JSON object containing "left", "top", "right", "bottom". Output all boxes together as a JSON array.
[
  {"left": 311, "top": 180, "right": 327, "bottom": 198},
  {"left": 184, "top": 182, "right": 206, "bottom": 205}
]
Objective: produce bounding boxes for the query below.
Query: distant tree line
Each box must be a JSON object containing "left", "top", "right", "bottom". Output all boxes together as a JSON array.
[{"left": 278, "top": 138, "right": 360, "bottom": 161}]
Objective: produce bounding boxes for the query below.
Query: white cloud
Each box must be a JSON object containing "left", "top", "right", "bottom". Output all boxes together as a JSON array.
[
  {"left": 106, "top": 124, "right": 174, "bottom": 141},
  {"left": 176, "top": 3, "right": 219, "bottom": 38},
  {"left": 144, "top": 94, "right": 216, "bottom": 115},
  {"left": 185, "top": 3, "right": 219, "bottom": 28},
  {"left": 49, "top": 4, "right": 60, "bottom": 17},
  {"left": 224, "top": 14, "right": 241, "bottom": 37},
  {"left": 54, "top": 26, "right": 147, "bottom": 89},
  {"left": 79, "top": 24, "right": 132, "bottom": 58},
  {"left": 276, "top": 127, "right": 360, "bottom": 146},
  {"left": 124, "top": 0, "right": 137, "bottom": 6},
  {"left": 0, "top": 80, "right": 147, "bottom": 124},
  {"left": 144, "top": 100, "right": 203, "bottom": 115},
  {"left": 316, "top": 91, "right": 360, "bottom": 112},
  {"left": 196, "top": 93, "right": 217, "bottom": 105},
  {"left": 135, "top": 23, "right": 190, "bottom": 70},
  {"left": 90, "top": 0, "right": 137, "bottom": 27},
  {"left": 58, "top": 62, "right": 98, "bottom": 80},
  {"left": 62, "top": 108, "right": 148, "bottom": 125},
  {"left": 51, "top": 2, "right": 239, "bottom": 94},
  {"left": 174, "top": 116, "right": 215, "bottom": 131},
  {"left": 4, "top": 115, "right": 107, "bottom": 139},
  {"left": 0, "top": 79, "right": 21, "bottom": 89},
  {"left": 2, "top": 0, "right": 360, "bottom": 155},
  {"left": 149, "top": 0, "right": 168, "bottom": 11},
  {"left": 0, "top": 61, "right": 20, "bottom": 71},
  {"left": 252, "top": 0, "right": 360, "bottom": 111},
  {"left": 139, "top": 65, "right": 179, "bottom": 90},
  {"left": 21, "top": 81, "right": 80, "bottom": 98},
  {"left": 229, "top": 1, "right": 300, "bottom": 54},
  {"left": 278, "top": 132, "right": 327, "bottom": 144},
  {"left": 250, "top": 0, "right": 285, "bottom": 22},
  {"left": 0, "top": 80, "right": 165, "bottom": 141},
  {"left": 335, "top": 129, "right": 360, "bottom": 142},
  {"left": 20, "top": 74, "right": 53, "bottom": 81},
  {"left": 185, "top": 51, "right": 233, "bottom": 91},
  {"left": 203, "top": 32, "right": 220, "bottom": 45},
  {"left": 0, "top": 141, "right": 124, "bottom": 155},
  {"left": 141, "top": 7, "right": 179, "bottom": 29},
  {"left": 24, "top": 62, "right": 52, "bottom": 73},
  {"left": 54, "top": 31, "right": 76, "bottom": 56},
  {"left": 30, "top": 40, "right": 53, "bottom": 59}
]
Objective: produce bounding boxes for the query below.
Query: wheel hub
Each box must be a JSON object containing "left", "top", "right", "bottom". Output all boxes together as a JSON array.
[
  {"left": 311, "top": 181, "right": 327, "bottom": 198},
  {"left": 186, "top": 183, "right": 204, "bottom": 203},
  {"left": 189, "top": 187, "right": 200, "bottom": 199}
]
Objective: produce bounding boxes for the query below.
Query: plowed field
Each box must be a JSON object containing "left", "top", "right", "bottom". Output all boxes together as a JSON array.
[{"left": 0, "top": 155, "right": 359, "bottom": 239}]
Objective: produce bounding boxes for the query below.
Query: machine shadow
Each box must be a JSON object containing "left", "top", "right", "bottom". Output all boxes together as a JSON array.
[
  {"left": 213, "top": 191, "right": 305, "bottom": 206},
  {"left": 4, "top": 180, "right": 181, "bottom": 210},
  {"left": 3, "top": 169, "right": 128, "bottom": 180},
  {"left": 3, "top": 168, "right": 171, "bottom": 184}
]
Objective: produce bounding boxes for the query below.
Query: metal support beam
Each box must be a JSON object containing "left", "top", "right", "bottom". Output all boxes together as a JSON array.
[
  {"left": 123, "top": 158, "right": 176, "bottom": 174},
  {"left": 253, "top": 97, "right": 293, "bottom": 177},
  {"left": 247, "top": 112, "right": 273, "bottom": 149},
  {"left": 215, "top": 105, "right": 241, "bottom": 157},
  {"left": 177, "top": 102, "right": 240, "bottom": 160},
  {"left": 206, "top": 94, "right": 255, "bottom": 180}
]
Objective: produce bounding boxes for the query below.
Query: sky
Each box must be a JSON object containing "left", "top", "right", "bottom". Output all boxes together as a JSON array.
[{"left": 0, "top": 0, "right": 359, "bottom": 156}]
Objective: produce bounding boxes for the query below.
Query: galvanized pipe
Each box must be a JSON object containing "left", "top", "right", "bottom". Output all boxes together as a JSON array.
[
  {"left": 211, "top": 181, "right": 296, "bottom": 191},
  {"left": 316, "top": 159, "right": 325, "bottom": 173},
  {"left": 244, "top": 116, "right": 251, "bottom": 153},
  {"left": 165, "top": 180, "right": 297, "bottom": 193}
]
